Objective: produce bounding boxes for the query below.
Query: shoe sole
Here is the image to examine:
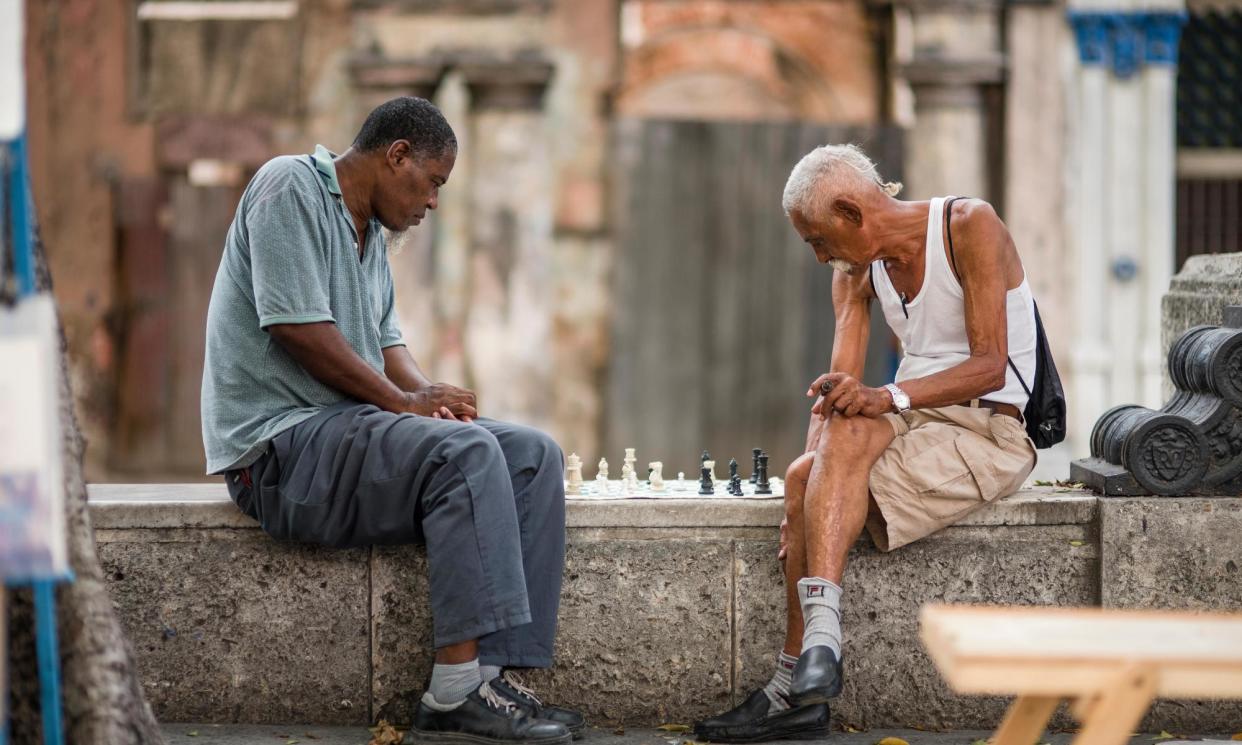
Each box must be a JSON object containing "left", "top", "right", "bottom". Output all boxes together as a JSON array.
[
  {"left": 692, "top": 724, "right": 832, "bottom": 743},
  {"left": 405, "top": 729, "right": 573, "bottom": 745}
]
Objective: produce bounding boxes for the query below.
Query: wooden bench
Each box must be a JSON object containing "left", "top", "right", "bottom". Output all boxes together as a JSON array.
[{"left": 921, "top": 605, "right": 1242, "bottom": 745}]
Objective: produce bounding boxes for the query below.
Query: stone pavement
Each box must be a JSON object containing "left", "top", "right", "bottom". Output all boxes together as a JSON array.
[{"left": 159, "top": 725, "right": 1233, "bottom": 745}]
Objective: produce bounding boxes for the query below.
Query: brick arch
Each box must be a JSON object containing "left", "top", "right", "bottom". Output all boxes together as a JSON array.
[{"left": 616, "top": 6, "right": 879, "bottom": 123}]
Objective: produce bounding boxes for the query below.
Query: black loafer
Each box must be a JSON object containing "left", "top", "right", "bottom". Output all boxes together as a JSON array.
[
  {"left": 490, "top": 672, "right": 587, "bottom": 740},
  {"left": 789, "top": 646, "right": 844, "bottom": 705},
  {"left": 693, "top": 689, "right": 831, "bottom": 743},
  {"left": 406, "top": 681, "right": 572, "bottom": 745}
]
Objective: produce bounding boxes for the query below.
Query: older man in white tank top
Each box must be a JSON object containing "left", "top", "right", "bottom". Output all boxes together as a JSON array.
[{"left": 693, "top": 145, "right": 1038, "bottom": 743}]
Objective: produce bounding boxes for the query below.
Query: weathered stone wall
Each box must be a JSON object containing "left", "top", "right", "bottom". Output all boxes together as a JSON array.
[
  {"left": 95, "top": 486, "right": 1242, "bottom": 732},
  {"left": 1161, "top": 253, "right": 1242, "bottom": 363}
]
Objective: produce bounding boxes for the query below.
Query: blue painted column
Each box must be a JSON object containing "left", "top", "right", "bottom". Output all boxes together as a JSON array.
[{"left": 1064, "top": 7, "right": 1186, "bottom": 447}]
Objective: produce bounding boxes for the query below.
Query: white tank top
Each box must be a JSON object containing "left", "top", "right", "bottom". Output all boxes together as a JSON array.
[{"left": 871, "top": 196, "right": 1037, "bottom": 409}]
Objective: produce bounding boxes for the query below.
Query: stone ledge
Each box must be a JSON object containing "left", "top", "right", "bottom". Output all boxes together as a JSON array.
[{"left": 87, "top": 484, "right": 1097, "bottom": 530}]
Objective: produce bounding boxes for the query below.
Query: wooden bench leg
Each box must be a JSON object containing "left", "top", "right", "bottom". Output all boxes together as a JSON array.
[
  {"left": 1070, "top": 665, "right": 1157, "bottom": 745},
  {"left": 993, "top": 695, "right": 1061, "bottom": 745}
]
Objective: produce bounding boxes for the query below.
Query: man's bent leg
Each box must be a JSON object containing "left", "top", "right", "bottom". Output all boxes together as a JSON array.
[
  {"left": 802, "top": 414, "right": 895, "bottom": 583},
  {"left": 471, "top": 418, "right": 566, "bottom": 670},
  {"left": 781, "top": 453, "right": 815, "bottom": 658},
  {"left": 469, "top": 419, "right": 585, "bottom": 740},
  {"left": 790, "top": 413, "right": 894, "bottom": 706}
]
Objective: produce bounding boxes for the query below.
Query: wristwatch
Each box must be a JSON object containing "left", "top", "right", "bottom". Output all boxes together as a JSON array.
[{"left": 884, "top": 383, "right": 911, "bottom": 414}]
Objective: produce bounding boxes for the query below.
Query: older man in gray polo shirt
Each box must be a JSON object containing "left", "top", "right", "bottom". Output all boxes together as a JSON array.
[{"left": 201, "top": 97, "right": 580, "bottom": 745}]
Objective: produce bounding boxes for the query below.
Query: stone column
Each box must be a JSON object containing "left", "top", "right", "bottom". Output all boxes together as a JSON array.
[
  {"left": 459, "top": 56, "right": 556, "bottom": 430},
  {"left": 1066, "top": 5, "right": 1186, "bottom": 446},
  {"left": 891, "top": 0, "right": 1005, "bottom": 200}
]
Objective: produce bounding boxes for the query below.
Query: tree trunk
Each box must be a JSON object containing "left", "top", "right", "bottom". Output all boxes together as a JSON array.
[{"left": 4, "top": 229, "right": 165, "bottom": 744}]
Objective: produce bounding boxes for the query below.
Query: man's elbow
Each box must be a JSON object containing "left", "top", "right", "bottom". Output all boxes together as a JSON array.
[{"left": 983, "top": 357, "right": 1008, "bottom": 394}]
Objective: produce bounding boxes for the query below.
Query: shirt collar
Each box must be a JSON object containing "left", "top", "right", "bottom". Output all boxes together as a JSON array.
[{"left": 311, "top": 144, "right": 343, "bottom": 196}]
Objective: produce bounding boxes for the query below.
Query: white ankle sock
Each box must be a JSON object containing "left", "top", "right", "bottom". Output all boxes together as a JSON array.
[
  {"left": 426, "top": 659, "right": 482, "bottom": 708},
  {"left": 479, "top": 664, "right": 503, "bottom": 682},
  {"left": 761, "top": 652, "right": 798, "bottom": 713},
  {"left": 797, "top": 577, "right": 843, "bottom": 658}
]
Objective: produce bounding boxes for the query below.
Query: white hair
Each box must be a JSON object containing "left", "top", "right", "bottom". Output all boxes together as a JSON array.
[{"left": 781, "top": 144, "right": 902, "bottom": 217}]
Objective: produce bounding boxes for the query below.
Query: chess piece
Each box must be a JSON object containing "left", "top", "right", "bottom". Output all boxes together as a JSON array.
[
  {"left": 649, "top": 461, "right": 665, "bottom": 491},
  {"left": 701, "top": 450, "right": 711, "bottom": 464},
  {"left": 597, "top": 458, "right": 609, "bottom": 483},
  {"left": 756, "top": 452, "right": 772, "bottom": 495},
  {"left": 566, "top": 453, "right": 583, "bottom": 496},
  {"left": 698, "top": 465, "right": 714, "bottom": 495},
  {"left": 731, "top": 475, "right": 743, "bottom": 496},
  {"left": 728, "top": 458, "right": 739, "bottom": 483},
  {"left": 677, "top": 472, "right": 685, "bottom": 490},
  {"left": 704, "top": 459, "right": 716, "bottom": 482},
  {"left": 620, "top": 461, "right": 633, "bottom": 484},
  {"left": 750, "top": 448, "right": 762, "bottom": 484}
]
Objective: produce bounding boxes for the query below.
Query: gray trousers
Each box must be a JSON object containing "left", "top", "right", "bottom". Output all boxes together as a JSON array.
[{"left": 225, "top": 401, "right": 566, "bottom": 667}]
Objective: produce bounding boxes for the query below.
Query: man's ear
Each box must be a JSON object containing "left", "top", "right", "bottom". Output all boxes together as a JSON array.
[
  {"left": 386, "top": 139, "right": 412, "bottom": 168},
  {"left": 832, "top": 198, "right": 863, "bottom": 227}
]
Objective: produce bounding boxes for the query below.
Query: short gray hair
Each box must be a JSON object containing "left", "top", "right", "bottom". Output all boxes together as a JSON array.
[{"left": 781, "top": 144, "right": 902, "bottom": 216}]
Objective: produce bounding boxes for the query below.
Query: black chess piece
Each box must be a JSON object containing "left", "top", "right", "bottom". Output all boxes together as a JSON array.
[
  {"left": 698, "top": 465, "right": 714, "bottom": 495},
  {"left": 732, "top": 475, "right": 745, "bottom": 496},
  {"left": 756, "top": 453, "right": 772, "bottom": 495},
  {"left": 646, "top": 466, "right": 653, "bottom": 486},
  {"left": 701, "top": 450, "right": 711, "bottom": 464},
  {"left": 728, "top": 458, "right": 739, "bottom": 482},
  {"left": 750, "top": 448, "right": 761, "bottom": 484}
]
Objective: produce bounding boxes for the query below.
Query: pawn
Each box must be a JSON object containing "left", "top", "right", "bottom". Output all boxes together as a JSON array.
[
  {"left": 597, "top": 458, "right": 609, "bottom": 482},
  {"left": 728, "top": 458, "right": 739, "bottom": 483}
]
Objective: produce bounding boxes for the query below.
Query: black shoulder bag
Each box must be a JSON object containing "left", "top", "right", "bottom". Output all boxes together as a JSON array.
[{"left": 945, "top": 198, "right": 1067, "bottom": 448}]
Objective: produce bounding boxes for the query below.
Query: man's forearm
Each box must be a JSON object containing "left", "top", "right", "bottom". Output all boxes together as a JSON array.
[
  {"left": 382, "top": 345, "right": 434, "bottom": 392},
  {"left": 896, "top": 354, "right": 1007, "bottom": 410},
  {"left": 268, "top": 322, "right": 409, "bottom": 413}
]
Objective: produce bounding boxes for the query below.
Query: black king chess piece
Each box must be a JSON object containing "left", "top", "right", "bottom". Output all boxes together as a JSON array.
[
  {"left": 698, "top": 465, "right": 714, "bottom": 495},
  {"left": 755, "top": 452, "right": 772, "bottom": 495},
  {"left": 750, "top": 448, "right": 761, "bottom": 484}
]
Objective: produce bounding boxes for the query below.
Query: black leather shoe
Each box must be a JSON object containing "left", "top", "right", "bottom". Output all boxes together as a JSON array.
[
  {"left": 490, "top": 671, "right": 587, "bottom": 740},
  {"left": 789, "top": 646, "right": 844, "bottom": 705},
  {"left": 693, "top": 689, "right": 831, "bottom": 743},
  {"left": 405, "top": 681, "right": 572, "bottom": 745}
]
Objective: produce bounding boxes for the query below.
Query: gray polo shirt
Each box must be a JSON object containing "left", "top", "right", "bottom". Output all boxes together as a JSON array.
[{"left": 201, "top": 145, "right": 404, "bottom": 474}]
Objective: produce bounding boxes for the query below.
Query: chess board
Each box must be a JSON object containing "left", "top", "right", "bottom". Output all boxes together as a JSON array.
[{"left": 565, "top": 477, "right": 784, "bottom": 500}]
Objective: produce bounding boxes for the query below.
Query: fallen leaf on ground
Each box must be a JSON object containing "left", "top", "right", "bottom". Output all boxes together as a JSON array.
[
  {"left": 876, "top": 737, "right": 910, "bottom": 745},
  {"left": 186, "top": 733, "right": 198, "bottom": 738},
  {"left": 1231, "top": 734, "right": 1242, "bottom": 741},
  {"left": 613, "top": 728, "right": 625, "bottom": 736},
  {"left": 368, "top": 719, "right": 403, "bottom": 745},
  {"left": 844, "top": 725, "right": 862, "bottom": 733},
  {"left": 1034, "top": 480, "right": 1053, "bottom": 487},
  {"left": 657, "top": 724, "right": 692, "bottom": 733},
  {"left": 1153, "top": 731, "right": 1176, "bottom": 740},
  {"left": 1069, "top": 540, "right": 1085, "bottom": 547},
  {"left": 286, "top": 740, "right": 299, "bottom": 745},
  {"left": 972, "top": 739, "right": 990, "bottom": 745}
]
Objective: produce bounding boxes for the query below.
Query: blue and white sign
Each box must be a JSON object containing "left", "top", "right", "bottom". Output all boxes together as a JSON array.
[{"left": 0, "top": 0, "right": 23, "bottom": 141}]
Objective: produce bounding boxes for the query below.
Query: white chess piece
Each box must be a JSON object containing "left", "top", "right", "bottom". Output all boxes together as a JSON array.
[
  {"left": 649, "top": 461, "right": 665, "bottom": 492},
  {"left": 622, "top": 448, "right": 638, "bottom": 489},
  {"left": 565, "top": 453, "right": 583, "bottom": 496},
  {"left": 596, "top": 458, "right": 609, "bottom": 483}
]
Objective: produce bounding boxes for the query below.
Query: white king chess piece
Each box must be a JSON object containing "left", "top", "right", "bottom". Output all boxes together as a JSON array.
[
  {"left": 565, "top": 453, "right": 583, "bottom": 496},
  {"left": 649, "top": 461, "right": 665, "bottom": 492}
]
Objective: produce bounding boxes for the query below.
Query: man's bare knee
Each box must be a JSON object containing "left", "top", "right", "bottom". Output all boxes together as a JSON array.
[{"left": 816, "top": 413, "right": 893, "bottom": 466}]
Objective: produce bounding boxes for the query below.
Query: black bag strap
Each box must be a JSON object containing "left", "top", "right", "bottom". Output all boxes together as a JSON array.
[{"left": 944, "top": 196, "right": 1033, "bottom": 396}]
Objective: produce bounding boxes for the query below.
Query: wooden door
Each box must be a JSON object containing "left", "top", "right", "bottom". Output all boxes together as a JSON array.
[{"left": 605, "top": 118, "right": 903, "bottom": 475}]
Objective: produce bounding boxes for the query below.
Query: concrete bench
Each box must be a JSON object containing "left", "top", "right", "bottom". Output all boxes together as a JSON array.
[{"left": 87, "top": 485, "right": 1242, "bottom": 731}]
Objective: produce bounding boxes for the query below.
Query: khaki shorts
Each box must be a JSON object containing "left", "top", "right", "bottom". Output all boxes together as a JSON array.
[{"left": 865, "top": 405, "right": 1037, "bottom": 552}]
